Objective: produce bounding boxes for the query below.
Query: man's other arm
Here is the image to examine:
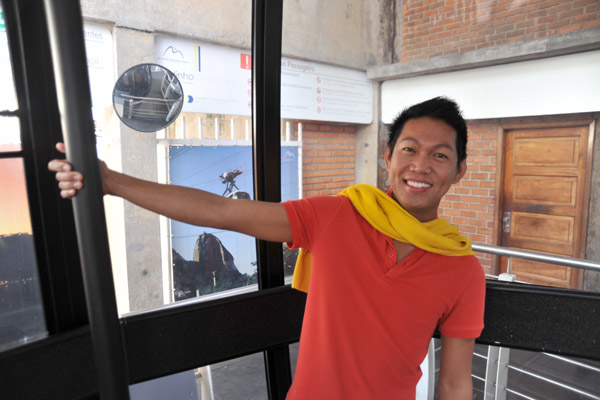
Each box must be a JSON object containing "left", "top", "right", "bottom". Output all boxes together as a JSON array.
[
  {"left": 48, "top": 143, "right": 293, "bottom": 243},
  {"left": 438, "top": 335, "right": 475, "bottom": 400}
]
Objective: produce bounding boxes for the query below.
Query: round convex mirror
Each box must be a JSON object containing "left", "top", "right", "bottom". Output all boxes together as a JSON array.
[{"left": 112, "top": 63, "right": 184, "bottom": 132}]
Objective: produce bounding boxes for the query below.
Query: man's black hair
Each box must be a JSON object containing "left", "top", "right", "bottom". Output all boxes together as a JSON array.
[{"left": 387, "top": 96, "right": 467, "bottom": 167}]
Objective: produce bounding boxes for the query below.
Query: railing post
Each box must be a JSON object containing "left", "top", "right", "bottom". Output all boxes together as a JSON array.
[
  {"left": 484, "top": 346, "right": 499, "bottom": 400},
  {"left": 197, "top": 366, "right": 215, "bottom": 400},
  {"left": 426, "top": 339, "right": 435, "bottom": 400},
  {"left": 499, "top": 257, "right": 517, "bottom": 282},
  {"left": 484, "top": 345, "right": 510, "bottom": 400},
  {"left": 495, "top": 347, "right": 510, "bottom": 400}
]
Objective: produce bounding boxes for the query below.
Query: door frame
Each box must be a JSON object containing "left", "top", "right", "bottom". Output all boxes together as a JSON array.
[{"left": 493, "top": 118, "right": 596, "bottom": 285}]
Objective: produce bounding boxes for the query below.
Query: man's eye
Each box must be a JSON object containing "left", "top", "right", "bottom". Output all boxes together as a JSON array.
[
  {"left": 402, "top": 147, "right": 415, "bottom": 152},
  {"left": 435, "top": 153, "right": 449, "bottom": 159}
]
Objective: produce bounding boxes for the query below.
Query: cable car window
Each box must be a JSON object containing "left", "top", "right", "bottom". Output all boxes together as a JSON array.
[
  {"left": 80, "top": 4, "right": 255, "bottom": 314},
  {"left": 0, "top": 157, "right": 47, "bottom": 352},
  {"left": 280, "top": 2, "right": 375, "bottom": 283},
  {"left": 78, "top": 2, "right": 270, "bottom": 394},
  {"left": 0, "top": 7, "right": 47, "bottom": 352}
]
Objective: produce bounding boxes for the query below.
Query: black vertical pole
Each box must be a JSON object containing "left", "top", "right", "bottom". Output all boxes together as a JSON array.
[
  {"left": 42, "top": 1, "right": 130, "bottom": 399},
  {"left": 252, "top": 0, "right": 293, "bottom": 399}
]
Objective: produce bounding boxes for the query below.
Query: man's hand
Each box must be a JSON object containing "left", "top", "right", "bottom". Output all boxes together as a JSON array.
[
  {"left": 438, "top": 335, "right": 475, "bottom": 400},
  {"left": 48, "top": 142, "right": 112, "bottom": 198},
  {"left": 47, "top": 143, "right": 84, "bottom": 198}
]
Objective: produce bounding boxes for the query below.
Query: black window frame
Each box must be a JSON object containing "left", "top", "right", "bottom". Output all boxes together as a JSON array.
[{"left": 1, "top": 0, "right": 88, "bottom": 336}]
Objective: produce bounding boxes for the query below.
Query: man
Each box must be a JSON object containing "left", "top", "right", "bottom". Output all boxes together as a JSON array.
[{"left": 49, "top": 96, "right": 485, "bottom": 399}]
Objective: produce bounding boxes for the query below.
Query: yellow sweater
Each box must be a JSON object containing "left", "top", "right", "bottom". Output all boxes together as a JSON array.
[{"left": 292, "top": 184, "right": 474, "bottom": 293}]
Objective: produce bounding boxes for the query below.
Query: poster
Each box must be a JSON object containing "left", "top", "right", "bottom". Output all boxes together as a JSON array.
[{"left": 169, "top": 145, "right": 299, "bottom": 284}]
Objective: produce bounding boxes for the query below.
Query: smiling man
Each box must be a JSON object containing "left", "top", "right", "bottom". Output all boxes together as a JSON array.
[{"left": 49, "top": 96, "right": 485, "bottom": 399}]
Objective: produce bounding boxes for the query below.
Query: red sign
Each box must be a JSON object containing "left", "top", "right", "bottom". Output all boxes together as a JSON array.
[{"left": 240, "top": 53, "right": 252, "bottom": 70}]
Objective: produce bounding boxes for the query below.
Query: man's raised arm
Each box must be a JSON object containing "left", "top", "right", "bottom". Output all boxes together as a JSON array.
[{"left": 48, "top": 143, "right": 293, "bottom": 243}]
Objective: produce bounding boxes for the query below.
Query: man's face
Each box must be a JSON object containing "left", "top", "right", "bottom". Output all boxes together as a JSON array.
[{"left": 385, "top": 117, "right": 467, "bottom": 222}]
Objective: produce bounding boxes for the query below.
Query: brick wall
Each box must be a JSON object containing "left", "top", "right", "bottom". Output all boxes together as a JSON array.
[
  {"left": 401, "top": 0, "right": 600, "bottom": 61},
  {"left": 299, "top": 121, "right": 356, "bottom": 198},
  {"left": 438, "top": 121, "right": 498, "bottom": 273}
]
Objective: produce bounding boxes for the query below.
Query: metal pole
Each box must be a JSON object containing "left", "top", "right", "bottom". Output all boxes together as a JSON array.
[
  {"left": 43, "top": 1, "right": 130, "bottom": 398},
  {"left": 495, "top": 347, "right": 510, "bottom": 400},
  {"left": 472, "top": 243, "right": 600, "bottom": 272},
  {"left": 252, "top": 1, "right": 292, "bottom": 398}
]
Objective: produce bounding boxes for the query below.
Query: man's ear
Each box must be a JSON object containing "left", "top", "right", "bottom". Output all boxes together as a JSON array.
[
  {"left": 384, "top": 147, "right": 392, "bottom": 171},
  {"left": 452, "top": 159, "right": 467, "bottom": 184}
]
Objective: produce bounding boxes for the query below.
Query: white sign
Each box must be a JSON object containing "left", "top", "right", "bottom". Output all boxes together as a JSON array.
[
  {"left": 281, "top": 58, "right": 373, "bottom": 124},
  {"left": 0, "top": 24, "right": 16, "bottom": 112},
  {"left": 155, "top": 36, "right": 373, "bottom": 124},
  {"left": 83, "top": 23, "right": 114, "bottom": 108},
  {"left": 155, "top": 37, "right": 252, "bottom": 116}
]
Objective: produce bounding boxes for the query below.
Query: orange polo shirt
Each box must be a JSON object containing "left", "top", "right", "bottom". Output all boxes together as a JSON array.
[{"left": 283, "top": 195, "right": 485, "bottom": 399}]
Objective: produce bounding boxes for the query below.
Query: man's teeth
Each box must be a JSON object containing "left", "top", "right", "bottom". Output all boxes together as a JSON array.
[{"left": 406, "top": 180, "right": 432, "bottom": 188}]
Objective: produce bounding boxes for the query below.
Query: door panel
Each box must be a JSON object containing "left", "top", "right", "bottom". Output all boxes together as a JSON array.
[
  {"left": 501, "top": 125, "right": 591, "bottom": 289},
  {"left": 512, "top": 176, "right": 576, "bottom": 207}
]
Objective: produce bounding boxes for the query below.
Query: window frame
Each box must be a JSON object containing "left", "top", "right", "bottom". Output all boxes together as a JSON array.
[{"left": 1, "top": 0, "right": 88, "bottom": 335}]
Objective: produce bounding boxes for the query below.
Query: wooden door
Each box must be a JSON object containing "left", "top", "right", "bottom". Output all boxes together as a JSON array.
[{"left": 501, "top": 124, "right": 592, "bottom": 289}]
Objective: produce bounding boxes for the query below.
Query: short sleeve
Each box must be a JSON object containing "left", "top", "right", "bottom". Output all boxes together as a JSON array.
[
  {"left": 282, "top": 196, "right": 349, "bottom": 251},
  {"left": 438, "top": 257, "right": 486, "bottom": 339}
]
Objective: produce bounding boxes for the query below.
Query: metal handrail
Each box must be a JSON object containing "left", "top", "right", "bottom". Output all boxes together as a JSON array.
[
  {"left": 470, "top": 244, "right": 600, "bottom": 400},
  {"left": 504, "top": 388, "right": 537, "bottom": 400},
  {"left": 543, "top": 353, "right": 600, "bottom": 373},
  {"left": 472, "top": 243, "right": 600, "bottom": 272}
]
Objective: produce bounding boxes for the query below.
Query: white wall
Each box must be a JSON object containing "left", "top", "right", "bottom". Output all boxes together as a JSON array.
[{"left": 382, "top": 51, "right": 600, "bottom": 123}]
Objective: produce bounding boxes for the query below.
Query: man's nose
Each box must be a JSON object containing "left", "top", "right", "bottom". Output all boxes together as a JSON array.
[{"left": 410, "top": 154, "right": 432, "bottom": 173}]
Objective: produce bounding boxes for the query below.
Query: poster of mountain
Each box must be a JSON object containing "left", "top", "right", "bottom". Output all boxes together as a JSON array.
[{"left": 169, "top": 145, "right": 299, "bottom": 299}]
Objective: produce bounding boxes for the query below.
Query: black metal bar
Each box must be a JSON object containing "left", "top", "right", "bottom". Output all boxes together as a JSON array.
[
  {"left": 42, "top": 1, "right": 129, "bottom": 399},
  {"left": 0, "top": 151, "right": 23, "bottom": 158},
  {"left": 252, "top": 0, "right": 285, "bottom": 288},
  {"left": 252, "top": 0, "right": 292, "bottom": 398}
]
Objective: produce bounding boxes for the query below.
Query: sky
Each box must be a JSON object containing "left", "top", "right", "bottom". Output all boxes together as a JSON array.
[
  {"left": 0, "top": 22, "right": 30, "bottom": 236},
  {"left": 0, "top": 156, "right": 32, "bottom": 235}
]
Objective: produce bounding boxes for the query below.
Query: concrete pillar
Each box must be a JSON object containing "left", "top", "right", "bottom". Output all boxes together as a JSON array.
[{"left": 112, "top": 26, "right": 164, "bottom": 312}]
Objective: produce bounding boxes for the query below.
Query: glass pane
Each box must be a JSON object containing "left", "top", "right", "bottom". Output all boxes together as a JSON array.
[
  {"left": 0, "top": 158, "right": 46, "bottom": 351},
  {"left": 0, "top": 7, "right": 18, "bottom": 112},
  {"left": 129, "top": 353, "right": 267, "bottom": 400},
  {"left": 280, "top": 4, "right": 373, "bottom": 281},
  {"left": 0, "top": 117, "right": 21, "bottom": 152},
  {"left": 80, "top": 3, "right": 253, "bottom": 313}
]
